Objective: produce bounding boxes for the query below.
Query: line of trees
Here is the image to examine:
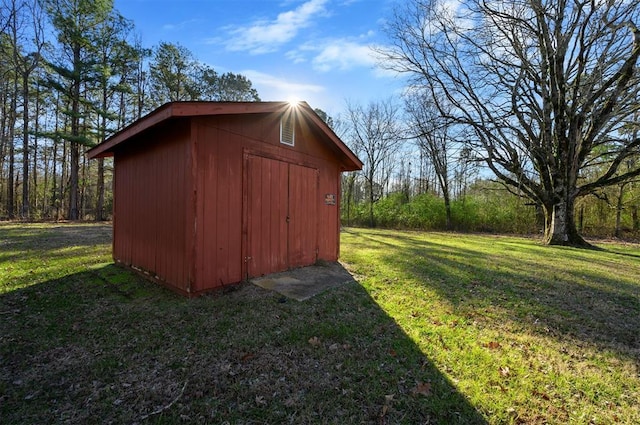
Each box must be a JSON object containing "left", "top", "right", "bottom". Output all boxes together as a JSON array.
[
  {"left": 338, "top": 0, "right": 640, "bottom": 246},
  {"left": 0, "top": 0, "right": 260, "bottom": 221},
  {"left": 2, "top": 0, "right": 639, "bottom": 246},
  {"left": 329, "top": 93, "right": 637, "bottom": 240}
]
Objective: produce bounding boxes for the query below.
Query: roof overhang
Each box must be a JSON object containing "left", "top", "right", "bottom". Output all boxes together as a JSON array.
[{"left": 86, "top": 101, "right": 363, "bottom": 171}]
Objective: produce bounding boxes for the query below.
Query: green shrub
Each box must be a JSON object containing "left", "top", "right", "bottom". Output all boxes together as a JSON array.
[{"left": 342, "top": 188, "right": 538, "bottom": 234}]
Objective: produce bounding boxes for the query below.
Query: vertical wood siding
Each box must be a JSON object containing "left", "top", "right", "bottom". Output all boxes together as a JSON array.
[
  {"left": 114, "top": 110, "right": 348, "bottom": 295},
  {"left": 194, "top": 123, "right": 245, "bottom": 292},
  {"left": 243, "top": 156, "right": 319, "bottom": 278},
  {"left": 287, "top": 163, "right": 319, "bottom": 268},
  {"left": 317, "top": 165, "right": 340, "bottom": 261},
  {"left": 113, "top": 121, "right": 192, "bottom": 293},
  {"left": 194, "top": 113, "right": 341, "bottom": 289},
  {"left": 245, "top": 155, "right": 289, "bottom": 278}
]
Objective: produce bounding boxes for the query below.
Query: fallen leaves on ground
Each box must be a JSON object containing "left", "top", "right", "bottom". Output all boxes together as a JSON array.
[
  {"left": 483, "top": 341, "right": 501, "bottom": 350},
  {"left": 308, "top": 336, "right": 321, "bottom": 347},
  {"left": 411, "top": 382, "right": 432, "bottom": 397}
]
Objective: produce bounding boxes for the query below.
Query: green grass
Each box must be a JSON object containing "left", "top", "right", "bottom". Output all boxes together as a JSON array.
[
  {"left": 1, "top": 223, "right": 638, "bottom": 424},
  {"left": 340, "top": 229, "right": 640, "bottom": 424}
]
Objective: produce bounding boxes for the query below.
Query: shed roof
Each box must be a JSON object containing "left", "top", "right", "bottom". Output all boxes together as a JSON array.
[{"left": 86, "top": 101, "right": 363, "bottom": 171}]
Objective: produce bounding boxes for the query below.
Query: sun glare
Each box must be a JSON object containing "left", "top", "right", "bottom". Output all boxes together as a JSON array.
[{"left": 286, "top": 95, "right": 301, "bottom": 106}]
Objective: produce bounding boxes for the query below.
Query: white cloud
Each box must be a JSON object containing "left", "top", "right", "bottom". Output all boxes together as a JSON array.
[
  {"left": 312, "top": 40, "right": 378, "bottom": 72},
  {"left": 285, "top": 49, "right": 308, "bottom": 64},
  {"left": 241, "top": 70, "right": 325, "bottom": 99},
  {"left": 162, "top": 19, "right": 202, "bottom": 31},
  {"left": 284, "top": 33, "right": 393, "bottom": 75},
  {"left": 223, "top": 0, "right": 329, "bottom": 54}
]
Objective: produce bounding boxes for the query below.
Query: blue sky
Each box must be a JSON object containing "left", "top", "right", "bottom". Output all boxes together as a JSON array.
[{"left": 113, "top": 0, "right": 406, "bottom": 116}]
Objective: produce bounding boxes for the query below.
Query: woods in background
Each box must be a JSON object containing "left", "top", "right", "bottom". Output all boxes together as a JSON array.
[
  {"left": 341, "top": 0, "right": 640, "bottom": 244},
  {"left": 0, "top": 0, "right": 260, "bottom": 221},
  {"left": 2, "top": 0, "right": 639, "bottom": 243}
]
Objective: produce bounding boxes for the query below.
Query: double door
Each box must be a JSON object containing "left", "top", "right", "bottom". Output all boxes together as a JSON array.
[{"left": 245, "top": 155, "right": 318, "bottom": 278}]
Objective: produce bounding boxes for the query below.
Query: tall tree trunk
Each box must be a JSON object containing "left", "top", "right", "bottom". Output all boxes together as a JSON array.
[
  {"left": 0, "top": 92, "right": 7, "bottom": 216},
  {"left": 368, "top": 172, "right": 375, "bottom": 228},
  {"left": 69, "top": 140, "right": 79, "bottom": 219},
  {"left": 43, "top": 144, "right": 49, "bottom": 218},
  {"left": 341, "top": 174, "right": 354, "bottom": 227},
  {"left": 96, "top": 158, "right": 105, "bottom": 220},
  {"left": 577, "top": 204, "right": 584, "bottom": 233},
  {"left": 51, "top": 138, "right": 58, "bottom": 219},
  {"left": 51, "top": 93, "right": 60, "bottom": 219},
  {"left": 543, "top": 197, "right": 590, "bottom": 246},
  {"left": 96, "top": 77, "right": 108, "bottom": 221},
  {"left": 68, "top": 44, "right": 81, "bottom": 220},
  {"left": 614, "top": 183, "right": 627, "bottom": 238},
  {"left": 368, "top": 199, "right": 375, "bottom": 227},
  {"left": 443, "top": 190, "right": 452, "bottom": 230},
  {"left": 7, "top": 110, "right": 16, "bottom": 220},
  {"left": 436, "top": 169, "right": 452, "bottom": 230},
  {"left": 21, "top": 74, "right": 30, "bottom": 220},
  {"left": 6, "top": 67, "right": 19, "bottom": 220},
  {"left": 59, "top": 138, "right": 67, "bottom": 221},
  {"left": 80, "top": 153, "right": 86, "bottom": 218},
  {"left": 32, "top": 81, "right": 40, "bottom": 217}
]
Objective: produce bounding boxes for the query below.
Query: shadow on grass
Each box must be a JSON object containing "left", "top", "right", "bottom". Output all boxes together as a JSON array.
[
  {"left": 349, "top": 229, "right": 640, "bottom": 364},
  {"left": 0, "top": 264, "right": 487, "bottom": 424},
  {"left": 605, "top": 248, "right": 640, "bottom": 260}
]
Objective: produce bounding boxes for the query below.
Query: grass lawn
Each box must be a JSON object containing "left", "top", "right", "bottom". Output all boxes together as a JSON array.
[{"left": 1, "top": 223, "right": 638, "bottom": 424}]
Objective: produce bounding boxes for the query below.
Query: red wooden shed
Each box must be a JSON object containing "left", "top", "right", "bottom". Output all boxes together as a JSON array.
[{"left": 87, "top": 101, "right": 362, "bottom": 296}]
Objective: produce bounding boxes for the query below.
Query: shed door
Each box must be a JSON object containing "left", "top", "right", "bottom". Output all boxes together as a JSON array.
[
  {"left": 245, "top": 155, "right": 318, "bottom": 278},
  {"left": 288, "top": 163, "right": 318, "bottom": 268}
]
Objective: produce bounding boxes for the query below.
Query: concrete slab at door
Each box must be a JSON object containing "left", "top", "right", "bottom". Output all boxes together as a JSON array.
[{"left": 246, "top": 155, "right": 288, "bottom": 277}]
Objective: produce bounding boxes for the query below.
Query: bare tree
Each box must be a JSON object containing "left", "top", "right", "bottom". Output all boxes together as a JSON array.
[
  {"left": 330, "top": 112, "right": 361, "bottom": 226},
  {"left": 380, "top": 0, "right": 640, "bottom": 246},
  {"left": 345, "top": 99, "right": 403, "bottom": 227},
  {"left": 613, "top": 158, "right": 639, "bottom": 238},
  {"left": 405, "top": 91, "right": 460, "bottom": 229}
]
